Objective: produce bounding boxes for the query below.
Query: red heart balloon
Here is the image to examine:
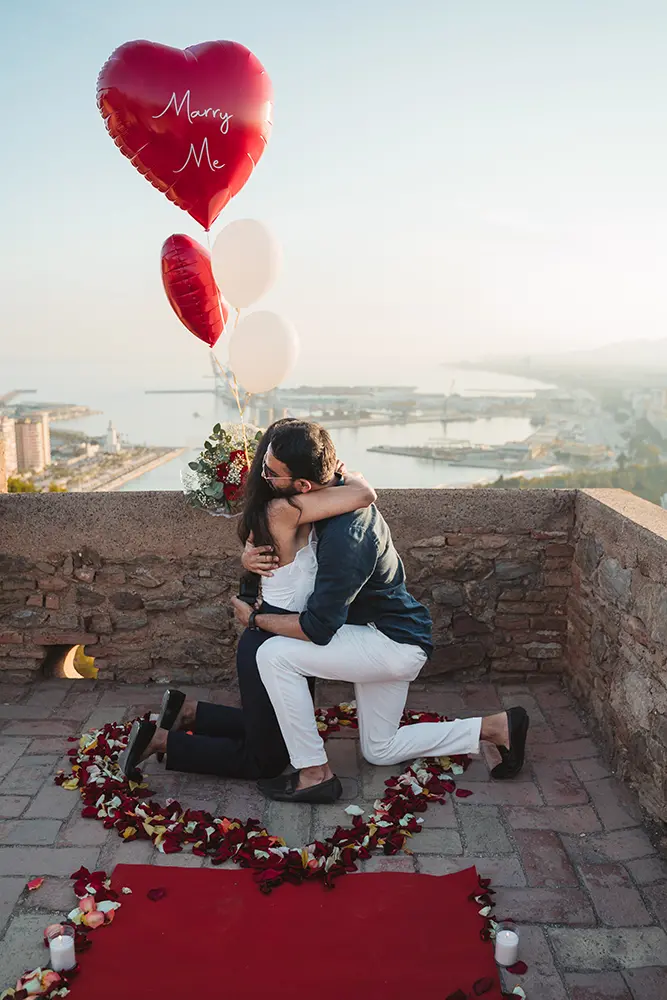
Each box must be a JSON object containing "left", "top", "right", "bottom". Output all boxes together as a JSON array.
[
  {"left": 98, "top": 40, "right": 273, "bottom": 230},
  {"left": 161, "top": 234, "right": 229, "bottom": 347}
]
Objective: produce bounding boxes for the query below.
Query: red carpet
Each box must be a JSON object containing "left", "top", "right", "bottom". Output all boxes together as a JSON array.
[{"left": 70, "top": 863, "right": 503, "bottom": 999}]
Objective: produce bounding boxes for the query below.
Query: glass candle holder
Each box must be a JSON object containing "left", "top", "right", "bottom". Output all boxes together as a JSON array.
[
  {"left": 47, "top": 924, "right": 76, "bottom": 972},
  {"left": 494, "top": 920, "right": 519, "bottom": 967}
]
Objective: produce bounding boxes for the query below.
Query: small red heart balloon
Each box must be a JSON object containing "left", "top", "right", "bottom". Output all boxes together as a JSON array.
[
  {"left": 161, "top": 234, "right": 229, "bottom": 347},
  {"left": 98, "top": 40, "right": 273, "bottom": 230}
]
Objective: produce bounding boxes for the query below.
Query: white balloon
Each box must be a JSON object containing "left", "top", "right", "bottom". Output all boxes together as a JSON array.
[
  {"left": 211, "top": 219, "right": 281, "bottom": 309},
  {"left": 229, "top": 311, "right": 299, "bottom": 394}
]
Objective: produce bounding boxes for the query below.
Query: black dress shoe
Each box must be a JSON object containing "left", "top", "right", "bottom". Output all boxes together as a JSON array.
[
  {"left": 258, "top": 771, "right": 343, "bottom": 804},
  {"left": 491, "top": 707, "right": 530, "bottom": 780},
  {"left": 155, "top": 689, "right": 186, "bottom": 762},
  {"left": 118, "top": 720, "right": 156, "bottom": 780}
]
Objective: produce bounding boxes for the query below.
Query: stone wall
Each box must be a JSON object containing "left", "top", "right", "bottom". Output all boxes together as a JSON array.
[
  {"left": 568, "top": 490, "right": 667, "bottom": 823},
  {"left": 0, "top": 489, "right": 573, "bottom": 684}
]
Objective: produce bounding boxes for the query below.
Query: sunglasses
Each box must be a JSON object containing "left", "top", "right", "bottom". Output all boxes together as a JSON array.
[{"left": 261, "top": 456, "right": 294, "bottom": 482}]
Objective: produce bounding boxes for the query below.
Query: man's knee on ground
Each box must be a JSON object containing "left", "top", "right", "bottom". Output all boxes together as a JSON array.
[{"left": 360, "top": 735, "right": 398, "bottom": 767}]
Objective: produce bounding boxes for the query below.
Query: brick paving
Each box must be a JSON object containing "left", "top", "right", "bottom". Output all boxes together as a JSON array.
[{"left": 0, "top": 677, "right": 665, "bottom": 997}]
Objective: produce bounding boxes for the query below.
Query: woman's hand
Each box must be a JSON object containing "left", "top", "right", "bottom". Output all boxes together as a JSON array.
[{"left": 242, "top": 543, "right": 279, "bottom": 577}]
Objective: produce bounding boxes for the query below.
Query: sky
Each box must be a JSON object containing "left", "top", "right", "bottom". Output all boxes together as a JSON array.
[{"left": 1, "top": 0, "right": 667, "bottom": 384}]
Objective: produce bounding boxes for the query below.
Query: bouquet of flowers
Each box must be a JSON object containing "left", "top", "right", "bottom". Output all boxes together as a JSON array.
[{"left": 182, "top": 422, "right": 262, "bottom": 516}]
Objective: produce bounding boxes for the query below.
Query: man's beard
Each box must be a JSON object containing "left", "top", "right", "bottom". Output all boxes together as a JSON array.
[{"left": 269, "top": 482, "right": 300, "bottom": 498}]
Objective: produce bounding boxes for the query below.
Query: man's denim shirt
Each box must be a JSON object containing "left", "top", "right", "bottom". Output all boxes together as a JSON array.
[{"left": 298, "top": 504, "right": 433, "bottom": 656}]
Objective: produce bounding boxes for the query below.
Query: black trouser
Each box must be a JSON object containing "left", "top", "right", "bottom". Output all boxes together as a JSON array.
[{"left": 165, "top": 606, "right": 315, "bottom": 780}]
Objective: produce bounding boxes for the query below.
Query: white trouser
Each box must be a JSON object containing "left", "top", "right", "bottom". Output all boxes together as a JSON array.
[{"left": 256, "top": 624, "right": 483, "bottom": 770}]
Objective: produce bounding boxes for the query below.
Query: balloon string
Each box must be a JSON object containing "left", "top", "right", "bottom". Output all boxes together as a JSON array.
[
  {"left": 211, "top": 349, "right": 250, "bottom": 468},
  {"left": 207, "top": 240, "right": 251, "bottom": 466}
]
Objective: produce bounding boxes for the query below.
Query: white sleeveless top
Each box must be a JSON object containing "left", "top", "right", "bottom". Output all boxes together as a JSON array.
[{"left": 261, "top": 529, "right": 318, "bottom": 612}]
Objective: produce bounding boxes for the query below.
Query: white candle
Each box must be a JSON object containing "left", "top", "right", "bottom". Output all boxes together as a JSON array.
[
  {"left": 494, "top": 928, "right": 519, "bottom": 967},
  {"left": 49, "top": 932, "right": 76, "bottom": 972}
]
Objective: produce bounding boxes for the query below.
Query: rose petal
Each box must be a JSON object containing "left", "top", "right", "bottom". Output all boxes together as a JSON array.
[
  {"left": 79, "top": 896, "right": 96, "bottom": 913},
  {"left": 455, "top": 788, "right": 473, "bottom": 798},
  {"left": 445, "top": 992, "right": 468, "bottom": 1000},
  {"left": 82, "top": 910, "right": 105, "bottom": 929},
  {"left": 507, "top": 961, "right": 528, "bottom": 975},
  {"left": 27, "top": 877, "right": 44, "bottom": 892},
  {"left": 147, "top": 887, "right": 167, "bottom": 902},
  {"left": 344, "top": 805, "right": 364, "bottom": 817}
]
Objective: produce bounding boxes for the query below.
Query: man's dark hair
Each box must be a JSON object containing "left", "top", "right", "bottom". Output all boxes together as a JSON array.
[{"left": 270, "top": 421, "right": 337, "bottom": 485}]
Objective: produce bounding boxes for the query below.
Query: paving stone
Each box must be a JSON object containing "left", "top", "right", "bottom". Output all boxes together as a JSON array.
[
  {"left": 622, "top": 967, "right": 667, "bottom": 998},
  {"left": 312, "top": 801, "right": 367, "bottom": 841},
  {"left": 642, "top": 882, "right": 667, "bottom": 929},
  {"left": 585, "top": 778, "right": 643, "bottom": 831},
  {"left": 405, "top": 690, "right": 465, "bottom": 714},
  {"left": 547, "top": 706, "right": 590, "bottom": 739},
  {"left": 3, "top": 721, "right": 78, "bottom": 737},
  {"left": 84, "top": 708, "right": 126, "bottom": 730},
  {"left": 532, "top": 685, "right": 572, "bottom": 710},
  {"left": 0, "top": 820, "right": 63, "bottom": 846},
  {"left": 499, "top": 691, "right": 547, "bottom": 723},
  {"left": 461, "top": 684, "right": 502, "bottom": 712},
  {"left": 21, "top": 876, "right": 77, "bottom": 912},
  {"left": 579, "top": 863, "right": 653, "bottom": 926},
  {"left": 528, "top": 722, "right": 558, "bottom": 744},
  {"left": 0, "top": 877, "right": 26, "bottom": 935},
  {"left": 573, "top": 758, "right": 612, "bottom": 782},
  {"left": 514, "top": 829, "right": 578, "bottom": 886},
  {"left": 0, "top": 763, "right": 60, "bottom": 797},
  {"left": 25, "top": 738, "right": 72, "bottom": 754},
  {"left": 99, "top": 837, "right": 156, "bottom": 870},
  {"left": 533, "top": 761, "right": 589, "bottom": 805},
  {"left": 563, "top": 829, "right": 655, "bottom": 864},
  {"left": 499, "top": 925, "right": 568, "bottom": 1000},
  {"left": 355, "top": 856, "right": 416, "bottom": 874},
  {"left": 25, "top": 687, "right": 69, "bottom": 708},
  {"left": 0, "top": 739, "right": 31, "bottom": 780},
  {"left": 547, "top": 927, "right": 667, "bottom": 970},
  {"left": 57, "top": 815, "right": 110, "bottom": 847},
  {"left": 530, "top": 738, "right": 599, "bottom": 761},
  {"left": 0, "top": 912, "right": 63, "bottom": 989},
  {"left": 264, "top": 801, "right": 311, "bottom": 848},
  {"left": 153, "top": 850, "right": 204, "bottom": 867},
  {"left": 416, "top": 854, "right": 526, "bottom": 886},
  {"left": 458, "top": 805, "right": 512, "bottom": 854},
  {"left": 0, "top": 846, "right": 100, "bottom": 876},
  {"left": 0, "top": 705, "right": 57, "bottom": 720},
  {"left": 98, "top": 686, "right": 168, "bottom": 706},
  {"left": 219, "top": 783, "right": 266, "bottom": 823},
  {"left": 360, "top": 762, "right": 403, "bottom": 799},
  {"left": 410, "top": 828, "right": 462, "bottom": 855},
  {"left": 419, "top": 798, "right": 458, "bottom": 828},
  {"left": 495, "top": 886, "right": 596, "bottom": 924},
  {"left": 24, "top": 781, "right": 79, "bottom": 820},
  {"left": 451, "top": 781, "right": 542, "bottom": 806},
  {"left": 0, "top": 797, "right": 30, "bottom": 818},
  {"left": 564, "top": 972, "right": 632, "bottom": 1000},
  {"left": 507, "top": 805, "right": 601, "bottom": 834},
  {"left": 625, "top": 855, "right": 667, "bottom": 884},
  {"left": 325, "top": 739, "right": 360, "bottom": 777}
]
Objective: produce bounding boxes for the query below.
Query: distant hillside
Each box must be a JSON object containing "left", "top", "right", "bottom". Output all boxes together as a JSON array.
[{"left": 460, "top": 338, "right": 667, "bottom": 389}]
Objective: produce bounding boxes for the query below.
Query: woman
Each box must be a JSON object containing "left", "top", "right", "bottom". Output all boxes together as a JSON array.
[{"left": 118, "top": 419, "right": 376, "bottom": 779}]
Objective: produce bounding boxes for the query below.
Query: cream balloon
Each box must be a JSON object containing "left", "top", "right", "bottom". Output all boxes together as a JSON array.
[
  {"left": 211, "top": 219, "right": 281, "bottom": 309},
  {"left": 228, "top": 311, "right": 299, "bottom": 394}
]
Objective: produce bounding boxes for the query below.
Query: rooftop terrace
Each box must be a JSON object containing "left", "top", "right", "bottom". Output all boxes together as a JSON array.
[{"left": 0, "top": 487, "right": 666, "bottom": 996}]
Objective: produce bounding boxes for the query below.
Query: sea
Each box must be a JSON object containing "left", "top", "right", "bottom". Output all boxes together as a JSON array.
[{"left": 1, "top": 356, "right": 552, "bottom": 490}]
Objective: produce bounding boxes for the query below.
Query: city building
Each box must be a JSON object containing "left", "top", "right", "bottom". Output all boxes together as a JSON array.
[
  {"left": 15, "top": 412, "right": 51, "bottom": 473},
  {"left": 0, "top": 415, "right": 18, "bottom": 478},
  {"left": 104, "top": 421, "right": 121, "bottom": 455}
]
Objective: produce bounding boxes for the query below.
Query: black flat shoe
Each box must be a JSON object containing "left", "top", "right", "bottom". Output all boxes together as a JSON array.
[
  {"left": 258, "top": 772, "right": 343, "bottom": 804},
  {"left": 118, "top": 720, "right": 156, "bottom": 780},
  {"left": 491, "top": 707, "right": 529, "bottom": 780},
  {"left": 155, "top": 689, "right": 186, "bottom": 762}
]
